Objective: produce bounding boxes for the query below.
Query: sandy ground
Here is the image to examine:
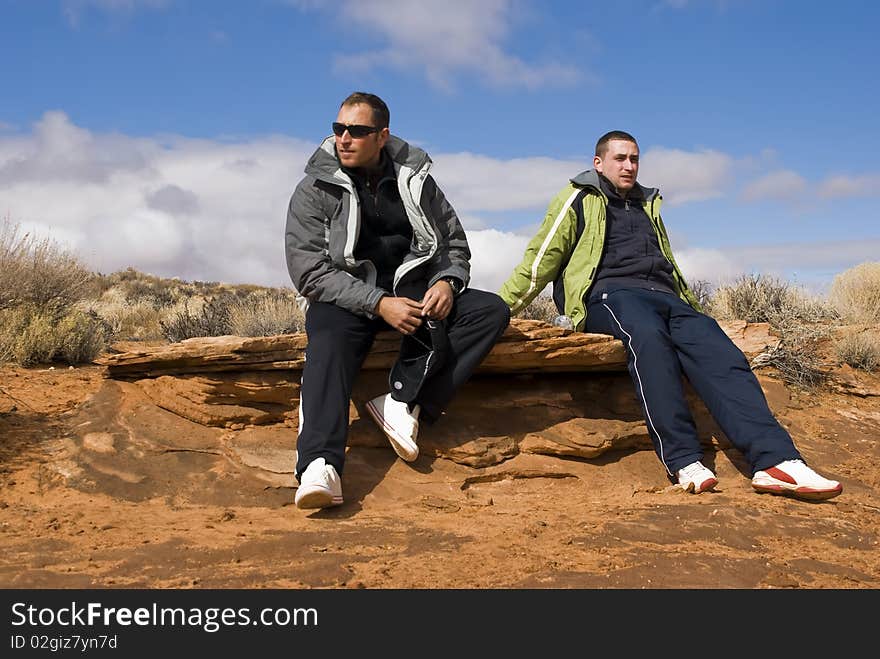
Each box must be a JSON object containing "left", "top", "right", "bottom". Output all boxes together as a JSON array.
[{"left": 0, "top": 359, "right": 878, "bottom": 590}]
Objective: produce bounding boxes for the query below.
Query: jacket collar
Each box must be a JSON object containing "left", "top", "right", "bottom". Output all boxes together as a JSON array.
[
  {"left": 304, "top": 134, "right": 430, "bottom": 184},
  {"left": 570, "top": 168, "right": 658, "bottom": 202}
]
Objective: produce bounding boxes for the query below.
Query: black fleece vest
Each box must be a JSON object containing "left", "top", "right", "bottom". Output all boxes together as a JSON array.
[
  {"left": 588, "top": 175, "right": 676, "bottom": 302},
  {"left": 345, "top": 151, "right": 413, "bottom": 292}
]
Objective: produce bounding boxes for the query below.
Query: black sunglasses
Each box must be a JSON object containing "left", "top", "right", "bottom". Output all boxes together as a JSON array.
[{"left": 332, "top": 122, "right": 380, "bottom": 138}]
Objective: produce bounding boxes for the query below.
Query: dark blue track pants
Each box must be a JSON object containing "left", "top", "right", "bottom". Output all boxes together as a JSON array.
[
  {"left": 585, "top": 288, "right": 800, "bottom": 478},
  {"left": 295, "top": 289, "right": 510, "bottom": 479}
]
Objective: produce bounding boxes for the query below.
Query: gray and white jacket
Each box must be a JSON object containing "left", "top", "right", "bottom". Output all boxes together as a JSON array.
[{"left": 285, "top": 134, "right": 471, "bottom": 317}]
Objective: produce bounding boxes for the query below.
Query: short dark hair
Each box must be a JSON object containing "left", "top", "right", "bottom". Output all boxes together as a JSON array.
[
  {"left": 595, "top": 130, "right": 638, "bottom": 157},
  {"left": 340, "top": 92, "right": 390, "bottom": 130}
]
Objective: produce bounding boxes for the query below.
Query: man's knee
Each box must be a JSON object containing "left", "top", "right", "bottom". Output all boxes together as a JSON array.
[
  {"left": 470, "top": 289, "right": 509, "bottom": 319},
  {"left": 485, "top": 293, "right": 511, "bottom": 331},
  {"left": 306, "top": 303, "right": 371, "bottom": 348}
]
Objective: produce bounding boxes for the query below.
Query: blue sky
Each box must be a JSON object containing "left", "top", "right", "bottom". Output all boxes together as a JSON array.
[{"left": 1, "top": 0, "right": 878, "bottom": 294}]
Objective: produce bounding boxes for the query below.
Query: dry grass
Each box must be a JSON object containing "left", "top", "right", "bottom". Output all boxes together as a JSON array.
[
  {"left": 0, "top": 217, "right": 93, "bottom": 312},
  {"left": 705, "top": 274, "right": 839, "bottom": 389},
  {"left": 706, "top": 273, "right": 837, "bottom": 325},
  {"left": 834, "top": 330, "right": 880, "bottom": 372},
  {"left": 159, "top": 296, "right": 233, "bottom": 342},
  {"left": 84, "top": 271, "right": 304, "bottom": 343},
  {"left": 0, "top": 219, "right": 105, "bottom": 365},
  {"left": 3, "top": 217, "right": 878, "bottom": 384},
  {"left": 518, "top": 295, "right": 558, "bottom": 323},
  {"left": 87, "top": 290, "right": 166, "bottom": 342},
  {"left": 829, "top": 261, "right": 880, "bottom": 324},
  {"left": 0, "top": 304, "right": 107, "bottom": 366},
  {"left": 228, "top": 290, "right": 304, "bottom": 336}
]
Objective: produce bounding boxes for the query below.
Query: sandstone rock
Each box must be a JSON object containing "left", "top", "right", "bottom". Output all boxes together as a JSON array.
[
  {"left": 828, "top": 364, "right": 880, "bottom": 397},
  {"left": 64, "top": 318, "right": 780, "bottom": 493},
  {"left": 519, "top": 417, "right": 651, "bottom": 459},
  {"left": 135, "top": 373, "right": 299, "bottom": 428},
  {"left": 82, "top": 432, "right": 116, "bottom": 454},
  {"left": 98, "top": 319, "right": 627, "bottom": 377},
  {"left": 98, "top": 318, "right": 777, "bottom": 378}
]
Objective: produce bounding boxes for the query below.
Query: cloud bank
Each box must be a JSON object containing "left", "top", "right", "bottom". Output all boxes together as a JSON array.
[{"left": 2, "top": 112, "right": 873, "bottom": 295}]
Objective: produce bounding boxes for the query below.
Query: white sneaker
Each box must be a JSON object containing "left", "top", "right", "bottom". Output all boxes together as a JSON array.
[
  {"left": 676, "top": 460, "right": 718, "bottom": 494},
  {"left": 294, "top": 457, "right": 343, "bottom": 509},
  {"left": 365, "top": 393, "right": 420, "bottom": 462},
  {"left": 752, "top": 459, "right": 842, "bottom": 501}
]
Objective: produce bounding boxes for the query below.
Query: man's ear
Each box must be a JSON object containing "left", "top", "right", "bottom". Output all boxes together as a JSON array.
[
  {"left": 593, "top": 154, "right": 602, "bottom": 172},
  {"left": 378, "top": 127, "right": 390, "bottom": 149}
]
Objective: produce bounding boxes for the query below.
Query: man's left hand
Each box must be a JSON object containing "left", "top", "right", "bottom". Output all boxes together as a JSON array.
[{"left": 421, "top": 280, "right": 454, "bottom": 319}]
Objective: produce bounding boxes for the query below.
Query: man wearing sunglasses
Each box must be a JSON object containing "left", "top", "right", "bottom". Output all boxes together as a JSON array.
[
  {"left": 285, "top": 92, "right": 510, "bottom": 510},
  {"left": 499, "top": 130, "right": 843, "bottom": 502}
]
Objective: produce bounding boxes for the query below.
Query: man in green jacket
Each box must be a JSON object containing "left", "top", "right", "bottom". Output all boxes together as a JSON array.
[{"left": 500, "top": 130, "right": 842, "bottom": 501}]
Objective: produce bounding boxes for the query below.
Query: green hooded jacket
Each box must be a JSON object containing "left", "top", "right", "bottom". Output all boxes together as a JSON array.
[{"left": 499, "top": 169, "right": 701, "bottom": 331}]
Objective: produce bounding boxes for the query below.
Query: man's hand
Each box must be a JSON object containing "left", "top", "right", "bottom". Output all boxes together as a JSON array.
[
  {"left": 420, "top": 280, "right": 454, "bottom": 320},
  {"left": 377, "top": 296, "right": 424, "bottom": 334}
]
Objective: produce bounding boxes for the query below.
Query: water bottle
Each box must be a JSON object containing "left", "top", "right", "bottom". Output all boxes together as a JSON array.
[{"left": 552, "top": 314, "right": 573, "bottom": 330}]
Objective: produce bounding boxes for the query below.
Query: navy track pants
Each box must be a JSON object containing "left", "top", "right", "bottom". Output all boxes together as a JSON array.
[{"left": 585, "top": 288, "right": 800, "bottom": 478}]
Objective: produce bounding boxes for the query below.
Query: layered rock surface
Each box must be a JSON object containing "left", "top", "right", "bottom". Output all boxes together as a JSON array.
[{"left": 65, "top": 319, "right": 783, "bottom": 501}]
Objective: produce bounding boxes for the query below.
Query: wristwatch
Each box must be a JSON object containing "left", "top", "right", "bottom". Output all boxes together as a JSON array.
[{"left": 441, "top": 276, "right": 463, "bottom": 296}]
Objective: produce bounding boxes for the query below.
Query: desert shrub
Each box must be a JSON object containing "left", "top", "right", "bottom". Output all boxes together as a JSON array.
[
  {"left": 121, "top": 278, "right": 176, "bottom": 308},
  {"left": 0, "top": 305, "right": 57, "bottom": 366},
  {"left": 688, "top": 279, "right": 715, "bottom": 309},
  {"left": 829, "top": 262, "right": 880, "bottom": 324},
  {"left": 90, "top": 268, "right": 217, "bottom": 311},
  {"left": 160, "top": 296, "right": 233, "bottom": 342},
  {"left": 0, "top": 217, "right": 93, "bottom": 312},
  {"left": 706, "top": 273, "right": 837, "bottom": 326},
  {"left": 89, "top": 296, "right": 165, "bottom": 342},
  {"left": 707, "top": 275, "right": 839, "bottom": 389},
  {"left": 0, "top": 304, "right": 107, "bottom": 366},
  {"left": 228, "top": 290, "right": 304, "bottom": 336},
  {"left": 54, "top": 309, "right": 109, "bottom": 364},
  {"left": 750, "top": 323, "right": 829, "bottom": 389},
  {"left": 518, "top": 295, "right": 558, "bottom": 323},
  {"left": 834, "top": 331, "right": 880, "bottom": 372}
]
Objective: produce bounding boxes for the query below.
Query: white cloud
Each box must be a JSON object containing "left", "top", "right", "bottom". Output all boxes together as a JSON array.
[
  {"left": 466, "top": 228, "right": 531, "bottom": 294},
  {"left": 436, "top": 147, "right": 737, "bottom": 213},
  {"left": 817, "top": 174, "right": 880, "bottom": 199},
  {"left": 5, "top": 113, "right": 867, "bottom": 295},
  {"left": 639, "top": 147, "right": 733, "bottom": 204},
  {"left": 431, "top": 153, "right": 585, "bottom": 212},
  {"left": 728, "top": 239, "right": 880, "bottom": 276},
  {"left": 0, "top": 111, "right": 154, "bottom": 185},
  {"left": 674, "top": 247, "right": 744, "bottom": 284},
  {"left": 63, "top": 0, "right": 170, "bottom": 26},
  {"left": 740, "top": 170, "right": 880, "bottom": 202},
  {"left": 673, "top": 239, "right": 880, "bottom": 293},
  {"left": 740, "top": 169, "right": 807, "bottom": 202},
  {"left": 291, "top": 0, "right": 580, "bottom": 90},
  {"left": 1, "top": 112, "right": 314, "bottom": 286}
]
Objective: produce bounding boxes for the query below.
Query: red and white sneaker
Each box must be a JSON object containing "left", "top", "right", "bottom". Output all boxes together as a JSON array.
[
  {"left": 676, "top": 460, "right": 718, "bottom": 494},
  {"left": 365, "top": 393, "right": 420, "bottom": 462},
  {"left": 752, "top": 459, "right": 842, "bottom": 501}
]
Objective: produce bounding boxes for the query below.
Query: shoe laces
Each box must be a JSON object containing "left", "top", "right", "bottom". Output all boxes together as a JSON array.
[
  {"left": 305, "top": 460, "right": 331, "bottom": 487},
  {"left": 679, "top": 462, "right": 706, "bottom": 479}
]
